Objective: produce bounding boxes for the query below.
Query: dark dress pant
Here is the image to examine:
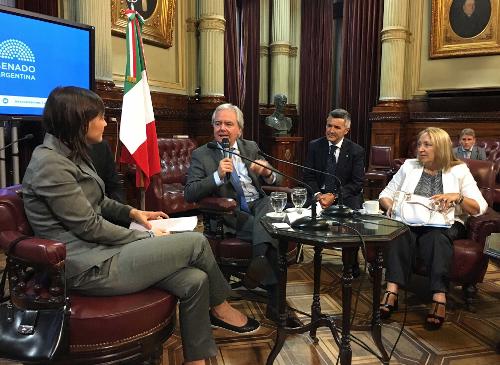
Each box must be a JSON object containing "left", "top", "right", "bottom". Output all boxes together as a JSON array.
[{"left": 385, "top": 222, "right": 466, "bottom": 293}]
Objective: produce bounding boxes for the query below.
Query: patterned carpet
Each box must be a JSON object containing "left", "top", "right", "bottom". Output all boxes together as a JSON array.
[{"left": 1, "top": 248, "right": 499, "bottom": 365}]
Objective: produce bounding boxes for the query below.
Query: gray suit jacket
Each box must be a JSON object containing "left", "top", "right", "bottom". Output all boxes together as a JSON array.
[
  {"left": 453, "top": 145, "right": 487, "bottom": 160},
  {"left": 22, "top": 134, "right": 150, "bottom": 278},
  {"left": 184, "top": 138, "right": 282, "bottom": 203}
]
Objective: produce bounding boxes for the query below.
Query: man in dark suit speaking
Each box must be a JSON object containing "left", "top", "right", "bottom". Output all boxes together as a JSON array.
[
  {"left": 304, "top": 108, "right": 365, "bottom": 275},
  {"left": 185, "top": 103, "right": 301, "bottom": 327}
]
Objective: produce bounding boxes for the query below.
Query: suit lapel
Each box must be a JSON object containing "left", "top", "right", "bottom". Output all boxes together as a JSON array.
[
  {"left": 336, "top": 139, "right": 351, "bottom": 175},
  {"left": 319, "top": 138, "right": 329, "bottom": 171}
]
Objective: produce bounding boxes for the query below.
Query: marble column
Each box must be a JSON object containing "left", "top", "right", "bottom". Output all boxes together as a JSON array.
[
  {"left": 259, "top": 0, "right": 270, "bottom": 104},
  {"left": 288, "top": 0, "right": 300, "bottom": 105},
  {"left": 199, "top": 0, "right": 225, "bottom": 97},
  {"left": 379, "top": 0, "right": 410, "bottom": 101},
  {"left": 72, "top": 0, "right": 113, "bottom": 82},
  {"left": 270, "top": 0, "right": 291, "bottom": 101},
  {"left": 186, "top": 0, "right": 198, "bottom": 96}
]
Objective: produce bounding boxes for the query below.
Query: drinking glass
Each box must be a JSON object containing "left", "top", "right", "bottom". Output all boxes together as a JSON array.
[
  {"left": 291, "top": 188, "right": 307, "bottom": 214},
  {"left": 270, "top": 191, "right": 287, "bottom": 216}
]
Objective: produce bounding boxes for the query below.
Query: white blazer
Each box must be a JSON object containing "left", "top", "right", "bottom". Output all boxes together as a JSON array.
[{"left": 379, "top": 159, "right": 488, "bottom": 224}]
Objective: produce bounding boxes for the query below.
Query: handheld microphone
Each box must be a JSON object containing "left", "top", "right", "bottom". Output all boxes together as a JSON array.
[
  {"left": 257, "top": 149, "right": 354, "bottom": 218},
  {"left": 221, "top": 138, "right": 232, "bottom": 181},
  {"left": 0, "top": 134, "right": 34, "bottom": 152},
  {"left": 207, "top": 142, "right": 329, "bottom": 230}
]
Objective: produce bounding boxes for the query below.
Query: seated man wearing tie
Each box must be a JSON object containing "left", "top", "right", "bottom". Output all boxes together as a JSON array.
[
  {"left": 303, "top": 108, "right": 365, "bottom": 275},
  {"left": 453, "top": 128, "right": 487, "bottom": 160},
  {"left": 184, "top": 103, "right": 301, "bottom": 327}
]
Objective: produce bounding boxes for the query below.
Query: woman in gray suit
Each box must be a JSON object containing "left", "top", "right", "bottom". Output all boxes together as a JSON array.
[{"left": 22, "top": 86, "right": 259, "bottom": 365}]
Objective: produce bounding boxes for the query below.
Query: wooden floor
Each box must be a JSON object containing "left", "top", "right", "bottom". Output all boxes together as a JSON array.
[{"left": 1, "top": 249, "right": 499, "bottom": 365}]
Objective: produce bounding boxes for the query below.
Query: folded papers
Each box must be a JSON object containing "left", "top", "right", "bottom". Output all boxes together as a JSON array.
[{"left": 129, "top": 216, "right": 198, "bottom": 233}]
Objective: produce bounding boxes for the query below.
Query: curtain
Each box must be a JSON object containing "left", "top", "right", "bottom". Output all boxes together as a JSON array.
[
  {"left": 298, "top": 0, "right": 334, "bottom": 158},
  {"left": 224, "top": 0, "right": 260, "bottom": 140},
  {"left": 339, "top": 0, "right": 383, "bottom": 150}
]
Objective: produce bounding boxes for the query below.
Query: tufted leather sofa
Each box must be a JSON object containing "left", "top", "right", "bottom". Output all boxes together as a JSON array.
[
  {"left": 145, "top": 138, "right": 199, "bottom": 215},
  {"left": 0, "top": 186, "right": 177, "bottom": 364},
  {"left": 367, "top": 159, "right": 500, "bottom": 309}
]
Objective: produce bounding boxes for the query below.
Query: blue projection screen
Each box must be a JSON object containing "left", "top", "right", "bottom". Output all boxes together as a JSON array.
[{"left": 0, "top": 6, "right": 94, "bottom": 120}]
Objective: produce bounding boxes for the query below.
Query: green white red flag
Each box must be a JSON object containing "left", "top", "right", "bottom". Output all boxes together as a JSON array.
[{"left": 119, "top": 8, "right": 160, "bottom": 189}]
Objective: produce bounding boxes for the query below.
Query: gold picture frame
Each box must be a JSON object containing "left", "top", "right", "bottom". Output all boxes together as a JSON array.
[
  {"left": 430, "top": 0, "right": 500, "bottom": 58},
  {"left": 111, "top": 0, "right": 176, "bottom": 49}
]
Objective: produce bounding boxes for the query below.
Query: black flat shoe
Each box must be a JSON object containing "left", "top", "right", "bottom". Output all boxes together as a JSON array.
[
  {"left": 380, "top": 290, "right": 399, "bottom": 319},
  {"left": 243, "top": 255, "right": 273, "bottom": 289},
  {"left": 265, "top": 307, "right": 302, "bottom": 329},
  {"left": 209, "top": 312, "right": 260, "bottom": 334},
  {"left": 425, "top": 300, "right": 446, "bottom": 331}
]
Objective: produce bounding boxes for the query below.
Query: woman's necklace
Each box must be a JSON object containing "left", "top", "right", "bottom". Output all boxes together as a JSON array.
[{"left": 423, "top": 167, "right": 439, "bottom": 176}]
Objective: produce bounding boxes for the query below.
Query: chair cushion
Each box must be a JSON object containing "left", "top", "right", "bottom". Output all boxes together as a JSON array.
[{"left": 69, "top": 288, "right": 177, "bottom": 351}]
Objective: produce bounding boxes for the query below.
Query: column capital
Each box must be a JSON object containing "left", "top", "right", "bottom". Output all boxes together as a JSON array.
[
  {"left": 186, "top": 18, "right": 197, "bottom": 33},
  {"left": 199, "top": 16, "right": 225, "bottom": 32},
  {"left": 381, "top": 26, "right": 410, "bottom": 42},
  {"left": 270, "top": 42, "right": 291, "bottom": 55}
]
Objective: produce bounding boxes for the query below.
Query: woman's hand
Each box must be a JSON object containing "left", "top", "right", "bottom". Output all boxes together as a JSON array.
[
  {"left": 379, "top": 197, "right": 393, "bottom": 217},
  {"left": 430, "top": 193, "right": 461, "bottom": 212},
  {"left": 129, "top": 209, "right": 169, "bottom": 230}
]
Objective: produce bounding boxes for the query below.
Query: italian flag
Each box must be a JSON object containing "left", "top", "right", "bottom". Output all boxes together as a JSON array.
[{"left": 119, "top": 8, "right": 160, "bottom": 189}]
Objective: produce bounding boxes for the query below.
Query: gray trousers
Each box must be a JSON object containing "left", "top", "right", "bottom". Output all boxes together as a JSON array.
[{"left": 68, "top": 232, "right": 232, "bottom": 361}]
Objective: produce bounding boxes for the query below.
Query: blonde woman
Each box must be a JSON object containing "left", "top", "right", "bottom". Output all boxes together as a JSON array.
[{"left": 378, "top": 127, "right": 487, "bottom": 330}]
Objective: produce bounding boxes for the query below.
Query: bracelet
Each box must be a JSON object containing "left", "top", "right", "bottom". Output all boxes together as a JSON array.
[
  {"left": 456, "top": 194, "right": 464, "bottom": 205},
  {"left": 147, "top": 230, "right": 155, "bottom": 238},
  {"left": 264, "top": 171, "right": 273, "bottom": 178}
]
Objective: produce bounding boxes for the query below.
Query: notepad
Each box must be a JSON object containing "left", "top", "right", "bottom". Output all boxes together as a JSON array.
[{"left": 129, "top": 216, "right": 198, "bottom": 233}]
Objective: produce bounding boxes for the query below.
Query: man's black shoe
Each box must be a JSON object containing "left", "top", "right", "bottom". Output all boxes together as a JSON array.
[
  {"left": 243, "top": 255, "right": 273, "bottom": 289},
  {"left": 265, "top": 307, "right": 302, "bottom": 329},
  {"left": 209, "top": 312, "right": 260, "bottom": 334}
]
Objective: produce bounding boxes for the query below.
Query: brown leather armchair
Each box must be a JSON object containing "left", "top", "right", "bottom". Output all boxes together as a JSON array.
[
  {"left": 124, "top": 138, "right": 199, "bottom": 215},
  {"left": 0, "top": 186, "right": 177, "bottom": 364},
  {"left": 364, "top": 145, "right": 395, "bottom": 200},
  {"left": 368, "top": 159, "right": 500, "bottom": 309}
]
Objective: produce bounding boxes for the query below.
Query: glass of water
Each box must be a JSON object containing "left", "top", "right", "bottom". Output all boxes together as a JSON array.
[
  {"left": 270, "top": 191, "right": 287, "bottom": 216},
  {"left": 291, "top": 188, "right": 307, "bottom": 214}
]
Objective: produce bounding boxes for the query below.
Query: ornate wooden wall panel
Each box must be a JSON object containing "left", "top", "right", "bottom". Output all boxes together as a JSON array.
[{"left": 369, "top": 89, "right": 500, "bottom": 158}]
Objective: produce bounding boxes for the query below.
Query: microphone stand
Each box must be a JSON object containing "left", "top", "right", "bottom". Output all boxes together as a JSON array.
[
  {"left": 208, "top": 143, "right": 329, "bottom": 230},
  {"left": 258, "top": 150, "right": 354, "bottom": 218}
]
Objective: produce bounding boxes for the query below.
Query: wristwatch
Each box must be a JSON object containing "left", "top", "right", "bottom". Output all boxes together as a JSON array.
[
  {"left": 147, "top": 230, "right": 155, "bottom": 238},
  {"left": 456, "top": 193, "right": 464, "bottom": 205}
]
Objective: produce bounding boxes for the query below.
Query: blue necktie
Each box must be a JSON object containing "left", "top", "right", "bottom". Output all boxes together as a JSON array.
[
  {"left": 325, "top": 145, "right": 338, "bottom": 193},
  {"left": 229, "top": 153, "right": 250, "bottom": 213}
]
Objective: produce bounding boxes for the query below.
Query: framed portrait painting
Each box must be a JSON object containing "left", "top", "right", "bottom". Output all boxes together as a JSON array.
[
  {"left": 430, "top": 0, "right": 500, "bottom": 58},
  {"left": 111, "top": 0, "right": 176, "bottom": 49}
]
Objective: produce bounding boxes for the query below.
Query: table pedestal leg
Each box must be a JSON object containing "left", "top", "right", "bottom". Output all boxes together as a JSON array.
[
  {"left": 372, "top": 247, "right": 389, "bottom": 363},
  {"left": 309, "top": 246, "right": 323, "bottom": 342},
  {"left": 340, "top": 247, "right": 355, "bottom": 365},
  {"left": 266, "top": 239, "right": 289, "bottom": 365}
]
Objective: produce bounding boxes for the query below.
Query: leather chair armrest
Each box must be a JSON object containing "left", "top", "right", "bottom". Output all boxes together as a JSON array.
[
  {"left": 198, "top": 197, "right": 238, "bottom": 212},
  {"left": 262, "top": 186, "right": 293, "bottom": 194},
  {"left": 0, "top": 230, "right": 66, "bottom": 268},
  {"left": 466, "top": 208, "right": 500, "bottom": 246}
]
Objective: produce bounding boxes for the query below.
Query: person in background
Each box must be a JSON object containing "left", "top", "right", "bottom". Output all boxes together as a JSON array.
[
  {"left": 453, "top": 128, "right": 487, "bottom": 160},
  {"left": 303, "top": 108, "right": 365, "bottom": 276},
  {"left": 379, "top": 127, "right": 487, "bottom": 330},
  {"left": 88, "top": 140, "right": 126, "bottom": 203},
  {"left": 22, "top": 87, "right": 259, "bottom": 365},
  {"left": 184, "top": 103, "right": 301, "bottom": 328}
]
